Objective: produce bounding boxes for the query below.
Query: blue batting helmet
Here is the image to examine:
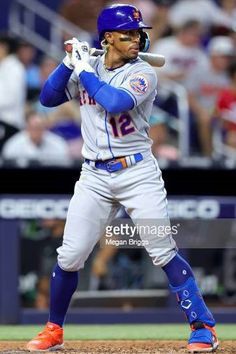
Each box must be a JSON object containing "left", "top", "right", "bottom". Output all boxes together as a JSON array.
[{"left": 97, "top": 4, "right": 152, "bottom": 41}]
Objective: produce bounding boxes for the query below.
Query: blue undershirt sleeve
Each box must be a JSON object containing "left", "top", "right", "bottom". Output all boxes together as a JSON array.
[
  {"left": 79, "top": 71, "right": 134, "bottom": 114},
  {"left": 40, "top": 63, "right": 72, "bottom": 107}
]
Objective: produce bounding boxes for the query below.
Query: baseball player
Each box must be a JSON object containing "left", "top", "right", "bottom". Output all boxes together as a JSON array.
[{"left": 27, "top": 4, "right": 218, "bottom": 353}]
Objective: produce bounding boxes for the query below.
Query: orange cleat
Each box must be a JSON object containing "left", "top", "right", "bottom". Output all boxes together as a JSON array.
[
  {"left": 187, "top": 322, "right": 219, "bottom": 353},
  {"left": 26, "top": 322, "right": 64, "bottom": 352}
]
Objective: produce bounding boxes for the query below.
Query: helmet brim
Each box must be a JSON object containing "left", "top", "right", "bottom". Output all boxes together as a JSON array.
[{"left": 115, "top": 21, "right": 152, "bottom": 30}]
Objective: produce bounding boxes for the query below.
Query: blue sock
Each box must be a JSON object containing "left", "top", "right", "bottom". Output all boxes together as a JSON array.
[
  {"left": 49, "top": 263, "right": 78, "bottom": 327},
  {"left": 162, "top": 253, "right": 194, "bottom": 287},
  {"left": 162, "top": 253, "right": 215, "bottom": 326}
]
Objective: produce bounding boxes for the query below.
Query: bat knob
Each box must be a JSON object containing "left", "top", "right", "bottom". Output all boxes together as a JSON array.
[{"left": 65, "top": 43, "right": 73, "bottom": 53}]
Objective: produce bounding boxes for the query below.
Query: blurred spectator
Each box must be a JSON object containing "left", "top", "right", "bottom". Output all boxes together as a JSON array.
[
  {"left": 59, "top": 0, "right": 108, "bottom": 47},
  {"left": 152, "top": 20, "right": 208, "bottom": 85},
  {"left": 23, "top": 55, "right": 59, "bottom": 104},
  {"left": 228, "top": 26, "right": 236, "bottom": 49},
  {"left": 30, "top": 55, "right": 83, "bottom": 161},
  {"left": 209, "top": 1, "right": 236, "bottom": 38},
  {"left": 40, "top": 101, "right": 83, "bottom": 161},
  {"left": 20, "top": 218, "right": 65, "bottom": 308},
  {"left": 90, "top": 242, "right": 118, "bottom": 290},
  {"left": 152, "top": 20, "right": 208, "bottom": 156},
  {"left": 35, "top": 219, "right": 65, "bottom": 309},
  {"left": 1, "top": 110, "right": 72, "bottom": 167},
  {"left": 149, "top": 0, "right": 174, "bottom": 43},
  {"left": 169, "top": 0, "right": 233, "bottom": 31},
  {"left": 91, "top": 241, "right": 144, "bottom": 291},
  {"left": 49, "top": 106, "right": 83, "bottom": 161},
  {"left": 216, "top": 60, "right": 236, "bottom": 150},
  {"left": 187, "top": 36, "right": 234, "bottom": 156},
  {"left": 17, "top": 41, "right": 41, "bottom": 100},
  {"left": 148, "top": 106, "right": 179, "bottom": 161},
  {"left": 39, "top": 55, "right": 59, "bottom": 86},
  {"left": 0, "top": 34, "right": 26, "bottom": 151},
  {"left": 219, "top": 0, "right": 236, "bottom": 24}
]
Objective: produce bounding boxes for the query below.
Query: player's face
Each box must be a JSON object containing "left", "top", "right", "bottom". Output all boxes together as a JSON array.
[
  {"left": 108, "top": 29, "right": 141, "bottom": 60},
  {"left": 27, "top": 115, "right": 45, "bottom": 145}
]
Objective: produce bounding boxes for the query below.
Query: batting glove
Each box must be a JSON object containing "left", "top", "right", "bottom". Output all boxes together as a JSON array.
[{"left": 71, "top": 38, "right": 95, "bottom": 76}]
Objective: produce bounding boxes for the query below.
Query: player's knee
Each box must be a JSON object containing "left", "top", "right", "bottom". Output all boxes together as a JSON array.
[
  {"left": 58, "top": 256, "right": 83, "bottom": 271},
  {"left": 151, "top": 248, "right": 177, "bottom": 267},
  {"left": 57, "top": 244, "right": 90, "bottom": 271}
]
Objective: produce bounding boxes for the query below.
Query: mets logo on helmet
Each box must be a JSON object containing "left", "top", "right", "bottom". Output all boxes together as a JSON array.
[
  {"left": 133, "top": 10, "right": 141, "bottom": 21},
  {"left": 129, "top": 74, "right": 149, "bottom": 94}
]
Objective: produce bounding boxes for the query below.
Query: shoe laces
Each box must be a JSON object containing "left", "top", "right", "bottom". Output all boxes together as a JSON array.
[
  {"left": 191, "top": 321, "right": 207, "bottom": 331},
  {"left": 37, "top": 324, "right": 57, "bottom": 339}
]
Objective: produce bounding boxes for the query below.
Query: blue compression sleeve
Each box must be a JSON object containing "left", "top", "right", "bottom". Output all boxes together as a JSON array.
[
  {"left": 79, "top": 71, "right": 134, "bottom": 114},
  {"left": 40, "top": 63, "right": 72, "bottom": 107}
]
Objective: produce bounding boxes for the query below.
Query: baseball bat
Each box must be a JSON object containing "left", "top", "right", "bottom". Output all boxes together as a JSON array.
[
  {"left": 90, "top": 48, "right": 165, "bottom": 67},
  {"left": 65, "top": 43, "right": 165, "bottom": 67}
]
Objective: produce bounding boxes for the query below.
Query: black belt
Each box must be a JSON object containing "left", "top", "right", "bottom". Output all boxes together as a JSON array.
[{"left": 85, "top": 153, "right": 143, "bottom": 172}]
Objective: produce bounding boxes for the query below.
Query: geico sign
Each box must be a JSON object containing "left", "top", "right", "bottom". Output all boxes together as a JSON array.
[
  {"left": 0, "top": 198, "right": 70, "bottom": 219},
  {"left": 168, "top": 199, "right": 220, "bottom": 219},
  {"left": 0, "top": 198, "right": 221, "bottom": 220}
]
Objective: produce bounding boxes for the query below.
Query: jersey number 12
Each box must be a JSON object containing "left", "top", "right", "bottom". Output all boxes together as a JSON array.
[{"left": 110, "top": 114, "right": 135, "bottom": 137}]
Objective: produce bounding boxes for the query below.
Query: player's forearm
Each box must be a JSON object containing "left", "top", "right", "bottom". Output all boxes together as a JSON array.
[
  {"left": 40, "top": 63, "right": 72, "bottom": 107},
  {"left": 79, "top": 71, "right": 134, "bottom": 113}
]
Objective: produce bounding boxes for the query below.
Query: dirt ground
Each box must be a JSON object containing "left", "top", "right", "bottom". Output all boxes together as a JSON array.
[{"left": 0, "top": 340, "right": 235, "bottom": 354}]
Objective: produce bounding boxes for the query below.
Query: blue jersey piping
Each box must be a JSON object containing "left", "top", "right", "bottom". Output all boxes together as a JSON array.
[{"left": 104, "top": 111, "right": 114, "bottom": 158}]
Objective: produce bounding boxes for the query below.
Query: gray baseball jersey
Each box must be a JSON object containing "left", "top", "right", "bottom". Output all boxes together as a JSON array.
[{"left": 65, "top": 55, "right": 157, "bottom": 160}]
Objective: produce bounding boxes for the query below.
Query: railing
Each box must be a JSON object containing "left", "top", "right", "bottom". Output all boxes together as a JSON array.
[
  {"left": 9, "top": 0, "right": 92, "bottom": 61},
  {"left": 157, "top": 79, "right": 191, "bottom": 158},
  {"left": 212, "top": 113, "right": 236, "bottom": 164}
]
